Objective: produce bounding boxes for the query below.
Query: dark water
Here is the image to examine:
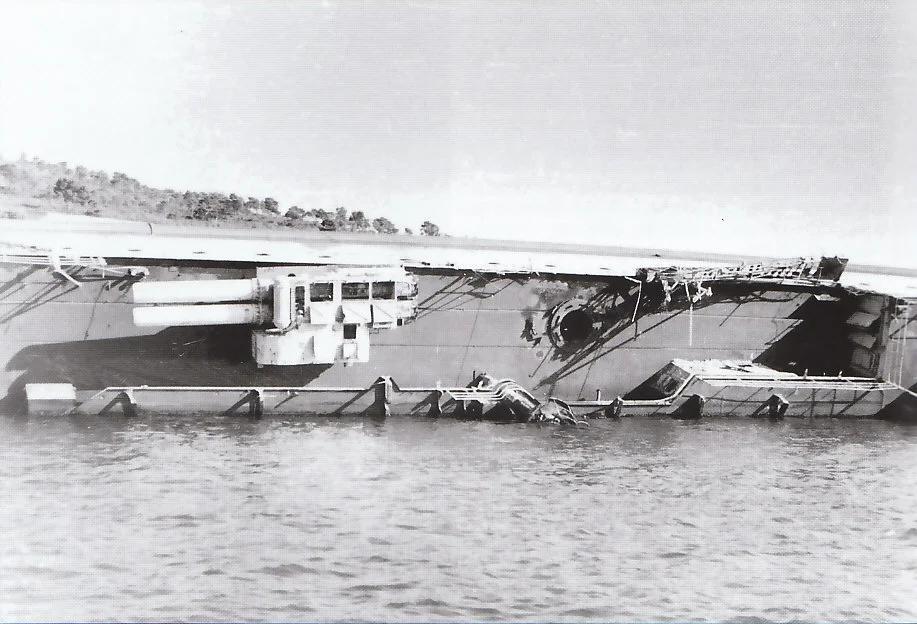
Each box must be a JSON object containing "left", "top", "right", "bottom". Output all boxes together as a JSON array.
[{"left": 1, "top": 414, "right": 916, "bottom": 622}]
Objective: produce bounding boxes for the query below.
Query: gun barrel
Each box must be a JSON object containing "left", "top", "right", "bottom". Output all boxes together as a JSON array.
[
  {"left": 132, "top": 303, "right": 271, "bottom": 327},
  {"left": 132, "top": 278, "right": 265, "bottom": 304}
]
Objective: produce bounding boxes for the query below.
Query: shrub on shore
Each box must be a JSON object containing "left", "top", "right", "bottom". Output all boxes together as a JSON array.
[{"left": 0, "top": 155, "right": 441, "bottom": 235}]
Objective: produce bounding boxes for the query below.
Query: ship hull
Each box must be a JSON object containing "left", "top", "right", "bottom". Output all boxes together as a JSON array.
[{"left": 2, "top": 260, "right": 914, "bottom": 419}]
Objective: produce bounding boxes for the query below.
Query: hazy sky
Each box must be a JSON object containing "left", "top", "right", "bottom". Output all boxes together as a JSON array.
[{"left": 1, "top": 1, "right": 914, "bottom": 266}]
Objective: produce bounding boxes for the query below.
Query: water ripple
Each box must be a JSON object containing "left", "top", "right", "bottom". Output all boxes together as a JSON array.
[{"left": 1, "top": 415, "right": 916, "bottom": 621}]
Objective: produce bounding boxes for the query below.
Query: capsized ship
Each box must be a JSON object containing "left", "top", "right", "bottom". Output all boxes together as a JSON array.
[{"left": 1, "top": 215, "right": 914, "bottom": 421}]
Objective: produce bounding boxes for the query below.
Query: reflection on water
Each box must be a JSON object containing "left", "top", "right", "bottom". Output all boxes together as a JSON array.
[{"left": 1, "top": 414, "right": 916, "bottom": 621}]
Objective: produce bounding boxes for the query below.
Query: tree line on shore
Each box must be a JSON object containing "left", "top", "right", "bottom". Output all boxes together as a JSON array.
[{"left": 0, "top": 155, "right": 440, "bottom": 235}]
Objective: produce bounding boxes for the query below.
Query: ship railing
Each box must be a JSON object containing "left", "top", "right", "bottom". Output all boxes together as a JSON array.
[
  {"left": 77, "top": 383, "right": 510, "bottom": 405},
  {"left": 698, "top": 378, "right": 897, "bottom": 391},
  {"left": 443, "top": 378, "right": 535, "bottom": 404},
  {"left": 70, "top": 384, "right": 380, "bottom": 416},
  {"left": 638, "top": 257, "right": 840, "bottom": 288},
  {"left": 567, "top": 372, "right": 700, "bottom": 409},
  {"left": 75, "top": 379, "right": 543, "bottom": 417},
  {"left": 566, "top": 371, "right": 901, "bottom": 409},
  {"left": 444, "top": 387, "right": 504, "bottom": 403},
  {"left": 0, "top": 247, "right": 148, "bottom": 284}
]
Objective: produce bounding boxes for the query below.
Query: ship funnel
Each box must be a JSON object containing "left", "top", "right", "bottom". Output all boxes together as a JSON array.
[
  {"left": 133, "top": 278, "right": 266, "bottom": 304},
  {"left": 133, "top": 303, "right": 271, "bottom": 327}
]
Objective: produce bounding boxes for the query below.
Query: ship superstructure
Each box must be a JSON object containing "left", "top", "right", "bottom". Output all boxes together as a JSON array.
[{"left": 133, "top": 265, "right": 419, "bottom": 366}]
